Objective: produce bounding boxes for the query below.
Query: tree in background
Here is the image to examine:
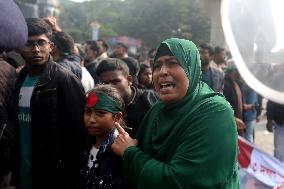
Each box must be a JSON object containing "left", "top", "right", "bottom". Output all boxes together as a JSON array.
[{"left": 58, "top": 0, "right": 210, "bottom": 47}]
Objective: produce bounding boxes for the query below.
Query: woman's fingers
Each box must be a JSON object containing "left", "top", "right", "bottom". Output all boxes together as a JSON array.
[{"left": 114, "top": 122, "right": 127, "bottom": 135}]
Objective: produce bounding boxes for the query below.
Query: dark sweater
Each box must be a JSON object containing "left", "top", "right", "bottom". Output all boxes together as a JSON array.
[{"left": 267, "top": 100, "right": 284, "bottom": 125}]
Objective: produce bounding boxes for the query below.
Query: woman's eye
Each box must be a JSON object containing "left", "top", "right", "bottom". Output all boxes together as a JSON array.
[{"left": 153, "top": 63, "right": 161, "bottom": 70}]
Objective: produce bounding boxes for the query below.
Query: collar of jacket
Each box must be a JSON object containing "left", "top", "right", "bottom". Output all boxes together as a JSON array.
[{"left": 18, "top": 56, "right": 54, "bottom": 87}]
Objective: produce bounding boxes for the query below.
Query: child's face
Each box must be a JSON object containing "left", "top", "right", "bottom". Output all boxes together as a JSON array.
[
  {"left": 84, "top": 108, "right": 115, "bottom": 137},
  {"left": 140, "top": 68, "right": 152, "bottom": 87}
]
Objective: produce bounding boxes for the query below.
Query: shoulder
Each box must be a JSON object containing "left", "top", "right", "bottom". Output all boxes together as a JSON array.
[
  {"left": 210, "top": 67, "right": 224, "bottom": 77},
  {"left": 197, "top": 92, "right": 233, "bottom": 116},
  {"left": 51, "top": 61, "right": 78, "bottom": 79},
  {"left": 136, "top": 88, "right": 158, "bottom": 105}
]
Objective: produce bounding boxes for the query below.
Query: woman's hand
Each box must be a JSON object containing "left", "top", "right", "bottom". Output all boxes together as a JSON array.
[{"left": 111, "top": 122, "right": 138, "bottom": 157}]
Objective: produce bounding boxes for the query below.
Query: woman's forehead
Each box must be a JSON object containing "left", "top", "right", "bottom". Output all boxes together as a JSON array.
[{"left": 155, "top": 55, "right": 177, "bottom": 62}]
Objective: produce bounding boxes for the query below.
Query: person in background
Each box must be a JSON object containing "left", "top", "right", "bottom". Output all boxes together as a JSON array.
[
  {"left": 74, "top": 43, "right": 94, "bottom": 93},
  {"left": 110, "top": 42, "right": 129, "bottom": 59},
  {"left": 80, "top": 84, "right": 128, "bottom": 189},
  {"left": 241, "top": 80, "right": 258, "bottom": 143},
  {"left": 137, "top": 64, "right": 153, "bottom": 90},
  {"left": 111, "top": 38, "right": 239, "bottom": 189},
  {"left": 223, "top": 61, "right": 246, "bottom": 136},
  {"left": 84, "top": 40, "right": 104, "bottom": 83},
  {"left": 0, "top": 0, "right": 28, "bottom": 186},
  {"left": 96, "top": 58, "right": 158, "bottom": 137},
  {"left": 266, "top": 100, "right": 284, "bottom": 162},
  {"left": 50, "top": 31, "right": 82, "bottom": 79},
  {"left": 97, "top": 39, "right": 109, "bottom": 58},
  {"left": 211, "top": 46, "right": 227, "bottom": 71},
  {"left": 199, "top": 43, "right": 224, "bottom": 92},
  {"left": 110, "top": 42, "right": 140, "bottom": 86}
]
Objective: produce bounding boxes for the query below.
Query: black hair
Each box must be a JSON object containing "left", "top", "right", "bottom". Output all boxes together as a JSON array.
[
  {"left": 214, "top": 46, "right": 225, "bottom": 54},
  {"left": 138, "top": 64, "right": 151, "bottom": 82},
  {"left": 139, "top": 64, "right": 151, "bottom": 75},
  {"left": 26, "top": 18, "right": 52, "bottom": 39},
  {"left": 199, "top": 43, "right": 214, "bottom": 55},
  {"left": 154, "top": 43, "right": 173, "bottom": 62},
  {"left": 115, "top": 42, "right": 128, "bottom": 50},
  {"left": 97, "top": 39, "right": 109, "bottom": 51},
  {"left": 96, "top": 58, "right": 130, "bottom": 77},
  {"left": 148, "top": 48, "right": 157, "bottom": 59},
  {"left": 85, "top": 40, "right": 101, "bottom": 54},
  {"left": 51, "top": 31, "right": 74, "bottom": 56},
  {"left": 87, "top": 84, "right": 125, "bottom": 114}
]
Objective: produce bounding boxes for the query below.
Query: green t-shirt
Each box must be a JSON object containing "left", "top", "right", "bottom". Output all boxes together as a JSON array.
[{"left": 18, "top": 75, "right": 40, "bottom": 189}]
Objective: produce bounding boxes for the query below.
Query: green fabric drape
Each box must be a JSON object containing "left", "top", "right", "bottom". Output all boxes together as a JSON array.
[{"left": 123, "top": 38, "right": 239, "bottom": 189}]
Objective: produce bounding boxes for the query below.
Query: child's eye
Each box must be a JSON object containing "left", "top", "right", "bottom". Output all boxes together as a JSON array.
[
  {"left": 85, "top": 108, "right": 93, "bottom": 115},
  {"left": 95, "top": 110, "right": 108, "bottom": 116}
]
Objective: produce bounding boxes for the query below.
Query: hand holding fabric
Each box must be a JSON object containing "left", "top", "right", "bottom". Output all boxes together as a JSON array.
[{"left": 111, "top": 122, "right": 138, "bottom": 157}]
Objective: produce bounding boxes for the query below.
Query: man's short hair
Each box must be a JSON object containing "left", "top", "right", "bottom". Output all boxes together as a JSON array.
[
  {"left": 199, "top": 43, "right": 214, "bottom": 55},
  {"left": 214, "top": 46, "right": 225, "bottom": 54},
  {"left": 97, "top": 39, "right": 109, "bottom": 51},
  {"left": 96, "top": 58, "right": 129, "bottom": 77},
  {"left": 85, "top": 40, "right": 101, "bottom": 54},
  {"left": 26, "top": 18, "right": 52, "bottom": 39},
  {"left": 51, "top": 32, "right": 74, "bottom": 56},
  {"left": 115, "top": 42, "right": 128, "bottom": 51}
]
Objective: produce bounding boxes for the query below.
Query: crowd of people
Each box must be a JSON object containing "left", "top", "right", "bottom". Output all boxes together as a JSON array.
[{"left": 0, "top": 3, "right": 283, "bottom": 188}]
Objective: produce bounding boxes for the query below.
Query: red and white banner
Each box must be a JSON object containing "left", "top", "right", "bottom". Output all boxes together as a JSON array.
[{"left": 238, "top": 136, "right": 284, "bottom": 188}]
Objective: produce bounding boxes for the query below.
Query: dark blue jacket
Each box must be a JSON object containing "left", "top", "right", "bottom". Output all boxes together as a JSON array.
[
  {"left": 58, "top": 55, "right": 82, "bottom": 80},
  {"left": 242, "top": 83, "right": 258, "bottom": 122},
  {"left": 80, "top": 129, "right": 129, "bottom": 189}
]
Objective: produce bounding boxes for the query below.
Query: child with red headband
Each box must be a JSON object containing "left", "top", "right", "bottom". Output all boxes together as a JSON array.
[{"left": 79, "top": 84, "right": 129, "bottom": 189}]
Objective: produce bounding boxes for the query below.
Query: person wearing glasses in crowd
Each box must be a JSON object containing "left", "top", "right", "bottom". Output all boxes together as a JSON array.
[{"left": 10, "top": 18, "right": 89, "bottom": 188}]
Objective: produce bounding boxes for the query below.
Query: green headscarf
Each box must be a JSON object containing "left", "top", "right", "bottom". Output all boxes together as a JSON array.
[
  {"left": 123, "top": 38, "right": 239, "bottom": 189},
  {"left": 86, "top": 91, "right": 122, "bottom": 114}
]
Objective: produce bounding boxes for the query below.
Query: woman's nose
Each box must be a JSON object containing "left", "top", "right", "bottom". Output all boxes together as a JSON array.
[{"left": 159, "top": 64, "right": 169, "bottom": 76}]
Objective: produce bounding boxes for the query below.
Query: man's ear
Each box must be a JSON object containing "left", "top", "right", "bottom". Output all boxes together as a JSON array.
[
  {"left": 49, "top": 42, "right": 55, "bottom": 53},
  {"left": 127, "top": 75, "right": 133, "bottom": 86},
  {"left": 114, "top": 112, "right": 123, "bottom": 123}
]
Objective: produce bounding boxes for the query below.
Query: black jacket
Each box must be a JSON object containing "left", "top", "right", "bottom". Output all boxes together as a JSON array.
[
  {"left": 85, "top": 60, "right": 100, "bottom": 84},
  {"left": 267, "top": 100, "right": 284, "bottom": 125},
  {"left": 11, "top": 58, "right": 89, "bottom": 188},
  {"left": 125, "top": 87, "right": 158, "bottom": 137},
  {"left": 0, "top": 60, "right": 17, "bottom": 179},
  {"left": 80, "top": 129, "right": 129, "bottom": 189}
]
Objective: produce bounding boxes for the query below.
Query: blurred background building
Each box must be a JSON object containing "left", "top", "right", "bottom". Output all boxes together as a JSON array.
[
  {"left": 16, "top": 0, "right": 60, "bottom": 18},
  {"left": 199, "top": 0, "right": 225, "bottom": 47}
]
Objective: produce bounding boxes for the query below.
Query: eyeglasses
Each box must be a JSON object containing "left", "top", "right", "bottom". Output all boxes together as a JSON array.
[{"left": 23, "top": 39, "right": 50, "bottom": 50}]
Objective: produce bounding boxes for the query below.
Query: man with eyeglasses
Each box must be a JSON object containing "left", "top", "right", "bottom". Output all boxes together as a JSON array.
[{"left": 10, "top": 18, "right": 89, "bottom": 189}]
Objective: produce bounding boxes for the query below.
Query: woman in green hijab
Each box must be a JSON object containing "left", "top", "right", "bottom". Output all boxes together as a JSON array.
[{"left": 112, "top": 38, "right": 239, "bottom": 189}]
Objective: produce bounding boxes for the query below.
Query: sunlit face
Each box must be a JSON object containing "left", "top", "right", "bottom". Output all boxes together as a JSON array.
[
  {"left": 99, "top": 70, "right": 132, "bottom": 103},
  {"left": 139, "top": 67, "right": 153, "bottom": 88},
  {"left": 19, "top": 34, "right": 52, "bottom": 67},
  {"left": 84, "top": 108, "right": 115, "bottom": 137},
  {"left": 153, "top": 56, "right": 189, "bottom": 103},
  {"left": 84, "top": 44, "right": 96, "bottom": 60}
]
